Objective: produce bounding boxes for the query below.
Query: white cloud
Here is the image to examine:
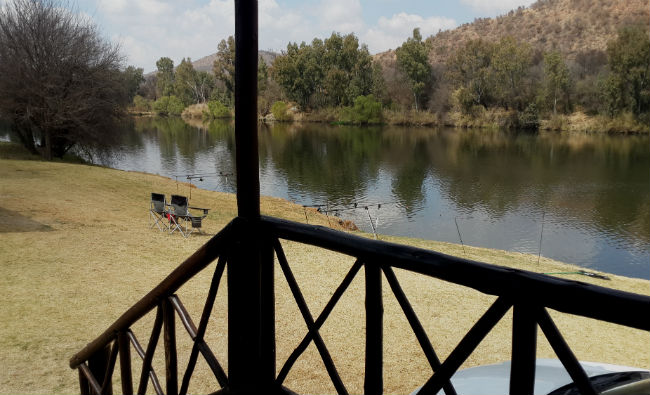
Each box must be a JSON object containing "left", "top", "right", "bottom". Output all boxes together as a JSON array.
[
  {"left": 315, "top": 0, "right": 364, "bottom": 34},
  {"left": 460, "top": 0, "right": 536, "bottom": 14},
  {"left": 363, "top": 13, "right": 456, "bottom": 53}
]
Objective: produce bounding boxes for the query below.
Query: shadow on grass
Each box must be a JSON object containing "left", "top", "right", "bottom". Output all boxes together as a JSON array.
[{"left": 0, "top": 207, "right": 53, "bottom": 232}]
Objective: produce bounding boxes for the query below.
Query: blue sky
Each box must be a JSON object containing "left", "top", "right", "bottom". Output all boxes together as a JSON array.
[{"left": 66, "top": 0, "right": 536, "bottom": 72}]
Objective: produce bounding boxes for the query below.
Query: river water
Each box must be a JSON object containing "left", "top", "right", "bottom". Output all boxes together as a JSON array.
[{"left": 3, "top": 117, "right": 648, "bottom": 278}]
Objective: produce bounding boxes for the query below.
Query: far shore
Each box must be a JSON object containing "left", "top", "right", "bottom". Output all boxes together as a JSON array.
[
  {"left": 1, "top": 153, "right": 648, "bottom": 394},
  {"left": 141, "top": 105, "right": 650, "bottom": 134}
]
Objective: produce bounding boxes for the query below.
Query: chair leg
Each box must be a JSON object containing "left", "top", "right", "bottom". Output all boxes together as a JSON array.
[
  {"left": 150, "top": 211, "right": 165, "bottom": 231},
  {"left": 169, "top": 215, "right": 184, "bottom": 237}
]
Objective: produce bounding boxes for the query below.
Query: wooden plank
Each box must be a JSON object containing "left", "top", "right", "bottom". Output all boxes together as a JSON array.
[
  {"left": 509, "top": 304, "right": 537, "bottom": 395},
  {"left": 364, "top": 263, "right": 383, "bottom": 395},
  {"left": 382, "top": 267, "right": 457, "bottom": 395},
  {"left": 163, "top": 298, "right": 178, "bottom": 395},
  {"left": 261, "top": 216, "right": 650, "bottom": 331},
  {"left": 137, "top": 305, "right": 163, "bottom": 395},
  {"left": 118, "top": 331, "right": 133, "bottom": 395},
  {"left": 169, "top": 295, "right": 198, "bottom": 339},
  {"left": 537, "top": 307, "right": 598, "bottom": 395},
  {"left": 418, "top": 297, "right": 512, "bottom": 395},
  {"left": 274, "top": 239, "right": 349, "bottom": 394},
  {"left": 70, "top": 227, "right": 232, "bottom": 369}
]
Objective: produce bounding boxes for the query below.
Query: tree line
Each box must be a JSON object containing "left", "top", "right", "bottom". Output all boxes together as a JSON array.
[{"left": 137, "top": 25, "right": 648, "bottom": 128}]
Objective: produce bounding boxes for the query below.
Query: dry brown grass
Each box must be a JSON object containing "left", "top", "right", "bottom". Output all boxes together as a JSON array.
[{"left": 0, "top": 157, "right": 648, "bottom": 394}]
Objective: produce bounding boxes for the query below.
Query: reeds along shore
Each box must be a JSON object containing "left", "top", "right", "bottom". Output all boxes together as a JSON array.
[{"left": 0, "top": 155, "right": 648, "bottom": 394}]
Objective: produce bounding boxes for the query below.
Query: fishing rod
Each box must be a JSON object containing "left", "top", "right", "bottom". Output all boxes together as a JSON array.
[{"left": 543, "top": 270, "right": 611, "bottom": 280}]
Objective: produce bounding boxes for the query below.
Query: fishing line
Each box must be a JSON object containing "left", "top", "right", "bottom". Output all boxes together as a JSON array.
[
  {"left": 537, "top": 210, "right": 545, "bottom": 265},
  {"left": 454, "top": 217, "right": 466, "bottom": 255}
]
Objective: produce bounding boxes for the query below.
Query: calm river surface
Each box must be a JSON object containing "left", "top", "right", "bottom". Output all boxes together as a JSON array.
[{"left": 5, "top": 117, "right": 648, "bottom": 278}]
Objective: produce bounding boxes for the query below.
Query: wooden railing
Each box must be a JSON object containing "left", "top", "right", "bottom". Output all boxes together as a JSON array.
[{"left": 70, "top": 216, "right": 650, "bottom": 395}]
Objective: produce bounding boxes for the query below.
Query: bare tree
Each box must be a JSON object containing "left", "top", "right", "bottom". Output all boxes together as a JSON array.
[{"left": 0, "top": 0, "right": 128, "bottom": 159}]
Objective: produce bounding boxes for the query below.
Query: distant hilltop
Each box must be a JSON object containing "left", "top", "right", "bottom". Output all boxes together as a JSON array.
[
  {"left": 146, "top": 50, "right": 277, "bottom": 76},
  {"left": 190, "top": 50, "right": 277, "bottom": 73}
]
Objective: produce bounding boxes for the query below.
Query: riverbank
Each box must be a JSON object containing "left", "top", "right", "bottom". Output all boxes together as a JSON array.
[
  {"left": 0, "top": 156, "right": 648, "bottom": 394},
  {"left": 266, "top": 105, "right": 649, "bottom": 134}
]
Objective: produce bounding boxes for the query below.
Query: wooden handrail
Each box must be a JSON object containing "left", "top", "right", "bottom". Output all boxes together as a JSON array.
[
  {"left": 261, "top": 216, "right": 650, "bottom": 331},
  {"left": 69, "top": 220, "right": 235, "bottom": 369}
]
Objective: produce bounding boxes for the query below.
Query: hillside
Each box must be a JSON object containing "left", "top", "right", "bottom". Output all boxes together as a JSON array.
[
  {"left": 191, "top": 49, "right": 277, "bottom": 73},
  {"left": 374, "top": 0, "right": 649, "bottom": 65}
]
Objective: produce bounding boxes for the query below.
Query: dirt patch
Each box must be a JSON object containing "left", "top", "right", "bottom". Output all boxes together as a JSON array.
[{"left": 0, "top": 207, "right": 53, "bottom": 232}]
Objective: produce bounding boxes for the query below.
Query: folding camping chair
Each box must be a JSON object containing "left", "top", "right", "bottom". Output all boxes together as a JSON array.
[
  {"left": 149, "top": 193, "right": 170, "bottom": 231},
  {"left": 168, "top": 194, "right": 210, "bottom": 237}
]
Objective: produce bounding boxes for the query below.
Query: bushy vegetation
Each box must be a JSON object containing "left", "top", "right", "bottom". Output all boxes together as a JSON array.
[
  {"left": 153, "top": 95, "right": 185, "bottom": 116},
  {"left": 205, "top": 100, "right": 231, "bottom": 119},
  {"left": 271, "top": 101, "right": 292, "bottom": 121},
  {"left": 132, "top": 95, "right": 152, "bottom": 112},
  {"left": 340, "top": 95, "right": 383, "bottom": 124}
]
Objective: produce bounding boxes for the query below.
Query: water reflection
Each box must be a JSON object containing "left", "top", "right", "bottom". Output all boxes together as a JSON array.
[{"left": 5, "top": 117, "right": 646, "bottom": 278}]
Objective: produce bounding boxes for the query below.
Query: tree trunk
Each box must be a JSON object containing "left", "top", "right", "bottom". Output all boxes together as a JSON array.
[
  {"left": 12, "top": 124, "right": 38, "bottom": 155},
  {"left": 413, "top": 92, "right": 419, "bottom": 112},
  {"left": 44, "top": 130, "right": 52, "bottom": 160}
]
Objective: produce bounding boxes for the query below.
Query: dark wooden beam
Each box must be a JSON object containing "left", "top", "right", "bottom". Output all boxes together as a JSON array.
[
  {"left": 234, "top": 0, "right": 260, "bottom": 219},
  {"left": 509, "top": 304, "right": 537, "bottom": 395},
  {"left": 364, "top": 263, "right": 383, "bottom": 395}
]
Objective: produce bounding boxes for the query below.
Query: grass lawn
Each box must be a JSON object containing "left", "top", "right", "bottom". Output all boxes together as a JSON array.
[{"left": 0, "top": 154, "right": 648, "bottom": 394}]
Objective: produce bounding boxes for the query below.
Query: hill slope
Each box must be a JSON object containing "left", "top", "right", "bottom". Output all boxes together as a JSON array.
[{"left": 374, "top": 0, "right": 649, "bottom": 65}]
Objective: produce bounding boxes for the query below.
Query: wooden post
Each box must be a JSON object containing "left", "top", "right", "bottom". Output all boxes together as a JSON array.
[
  {"left": 365, "top": 263, "right": 383, "bottom": 395},
  {"left": 230, "top": 0, "right": 273, "bottom": 394},
  {"left": 163, "top": 299, "right": 178, "bottom": 395},
  {"left": 234, "top": 0, "right": 260, "bottom": 220},
  {"left": 118, "top": 331, "right": 133, "bottom": 395},
  {"left": 509, "top": 304, "right": 537, "bottom": 395},
  {"left": 88, "top": 344, "right": 112, "bottom": 395}
]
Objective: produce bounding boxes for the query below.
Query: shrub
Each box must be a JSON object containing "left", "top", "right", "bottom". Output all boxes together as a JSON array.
[
  {"left": 182, "top": 103, "right": 209, "bottom": 119},
  {"left": 132, "top": 95, "right": 152, "bottom": 112},
  {"left": 271, "top": 101, "right": 293, "bottom": 121},
  {"left": 205, "top": 100, "right": 231, "bottom": 119},
  {"left": 153, "top": 95, "right": 185, "bottom": 116},
  {"left": 340, "top": 95, "right": 383, "bottom": 124},
  {"left": 518, "top": 103, "right": 540, "bottom": 130}
]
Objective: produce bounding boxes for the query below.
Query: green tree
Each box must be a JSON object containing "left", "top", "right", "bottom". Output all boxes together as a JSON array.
[
  {"left": 272, "top": 40, "right": 325, "bottom": 109},
  {"left": 492, "top": 37, "right": 532, "bottom": 110},
  {"left": 447, "top": 39, "right": 496, "bottom": 112},
  {"left": 603, "top": 26, "right": 650, "bottom": 116},
  {"left": 174, "top": 58, "right": 197, "bottom": 106},
  {"left": 395, "top": 28, "right": 433, "bottom": 111},
  {"left": 122, "top": 66, "right": 144, "bottom": 103},
  {"left": 258, "top": 55, "right": 268, "bottom": 92},
  {"left": 156, "top": 57, "right": 175, "bottom": 97},
  {"left": 213, "top": 36, "right": 236, "bottom": 103},
  {"left": 272, "top": 33, "right": 374, "bottom": 109},
  {"left": 543, "top": 50, "right": 571, "bottom": 115}
]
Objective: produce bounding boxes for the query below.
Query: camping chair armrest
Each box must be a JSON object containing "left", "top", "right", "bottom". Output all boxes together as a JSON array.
[{"left": 189, "top": 206, "right": 210, "bottom": 216}]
